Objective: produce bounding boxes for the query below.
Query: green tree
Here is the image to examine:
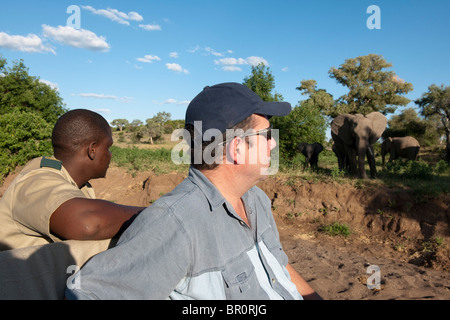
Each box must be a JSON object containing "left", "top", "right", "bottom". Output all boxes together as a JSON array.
[
  {"left": 383, "top": 107, "right": 442, "bottom": 146},
  {"left": 129, "top": 119, "right": 143, "bottom": 132},
  {"left": 296, "top": 79, "right": 337, "bottom": 117},
  {"left": 0, "top": 57, "right": 66, "bottom": 179},
  {"left": 111, "top": 118, "right": 129, "bottom": 131},
  {"left": 242, "top": 65, "right": 326, "bottom": 159},
  {"left": 243, "top": 63, "right": 283, "bottom": 102},
  {"left": 328, "top": 54, "right": 413, "bottom": 116},
  {"left": 416, "top": 84, "right": 450, "bottom": 160},
  {"left": 0, "top": 57, "right": 66, "bottom": 124},
  {"left": 144, "top": 112, "right": 171, "bottom": 144},
  {"left": 271, "top": 101, "right": 327, "bottom": 159},
  {"left": 0, "top": 110, "right": 53, "bottom": 179}
]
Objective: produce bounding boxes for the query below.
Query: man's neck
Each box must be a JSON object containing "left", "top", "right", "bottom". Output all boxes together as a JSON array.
[{"left": 201, "top": 167, "right": 252, "bottom": 225}]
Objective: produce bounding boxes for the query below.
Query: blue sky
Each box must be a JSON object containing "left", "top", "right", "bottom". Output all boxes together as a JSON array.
[{"left": 0, "top": 0, "right": 449, "bottom": 124}]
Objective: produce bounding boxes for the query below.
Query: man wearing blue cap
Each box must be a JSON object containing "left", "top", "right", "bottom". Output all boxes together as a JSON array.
[{"left": 66, "top": 83, "right": 322, "bottom": 300}]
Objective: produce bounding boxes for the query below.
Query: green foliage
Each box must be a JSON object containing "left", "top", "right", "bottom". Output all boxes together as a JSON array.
[
  {"left": 0, "top": 57, "right": 66, "bottom": 124},
  {"left": 319, "top": 222, "right": 351, "bottom": 237},
  {"left": 0, "top": 57, "right": 66, "bottom": 180},
  {"left": 110, "top": 146, "right": 187, "bottom": 174},
  {"left": 383, "top": 108, "right": 442, "bottom": 147},
  {"left": 0, "top": 110, "right": 53, "bottom": 178},
  {"left": 384, "top": 159, "right": 433, "bottom": 180},
  {"left": 243, "top": 63, "right": 283, "bottom": 102},
  {"left": 110, "top": 119, "right": 129, "bottom": 131},
  {"left": 271, "top": 102, "right": 327, "bottom": 159},
  {"left": 296, "top": 79, "right": 336, "bottom": 118},
  {"left": 328, "top": 54, "right": 413, "bottom": 116},
  {"left": 415, "top": 84, "right": 450, "bottom": 161}
]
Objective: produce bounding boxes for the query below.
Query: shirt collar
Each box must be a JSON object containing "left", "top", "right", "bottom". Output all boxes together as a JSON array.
[{"left": 188, "top": 166, "right": 226, "bottom": 211}]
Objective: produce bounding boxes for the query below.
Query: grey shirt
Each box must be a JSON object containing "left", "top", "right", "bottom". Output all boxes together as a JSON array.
[{"left": 66, "top": 167, "right": 302, "bottom": 300}]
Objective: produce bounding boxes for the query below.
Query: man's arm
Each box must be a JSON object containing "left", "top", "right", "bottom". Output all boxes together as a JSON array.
[
  {"left": 50, "top": 198, "right": 145, "bottom": 240},
  {"left": 286, "top": 263, "right": 323, "bottom": 300}
]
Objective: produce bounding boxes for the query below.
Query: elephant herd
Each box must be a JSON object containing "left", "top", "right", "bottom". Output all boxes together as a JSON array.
[{"left": 297, "top": 112, "right": 421, "bottom": 179}]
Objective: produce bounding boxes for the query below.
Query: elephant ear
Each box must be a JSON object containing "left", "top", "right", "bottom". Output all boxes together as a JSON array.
[
  {"left": 331, "top": 114, "right": 355, "bottom": 145},
  {"left": 313, "top": 142, "right": 324, "bottom": 153},
  {"left": 365, "top": 112, "right": 387, "bottom": 144},
  {"left": 298, "top": 143, "right": 306, "bottom": 152}
]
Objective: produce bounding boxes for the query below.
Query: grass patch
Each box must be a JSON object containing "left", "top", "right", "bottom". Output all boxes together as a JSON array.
[
  {"left": 110, "top": 146, "right": 188, "bottom": 174},
  {"left": 319, "top": 222, "right": 352, "bottom": 237}
]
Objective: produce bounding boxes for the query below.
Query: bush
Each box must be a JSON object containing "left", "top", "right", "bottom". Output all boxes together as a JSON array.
[
  {"left": 319, "top": 222, "right": 351, "bottom": 237},
  {"left": 384, "top": 159, "right": 433, "bottom": 180},
  {"left": 0, "top": 110, "right": 53, "bottom": 180}
]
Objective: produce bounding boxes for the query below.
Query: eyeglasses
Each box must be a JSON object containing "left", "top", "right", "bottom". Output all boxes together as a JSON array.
[
  {"left": 218, "top": 126, "right": 273, "bottom": 146},
  {"left": 240, "top": 126, "right": 272, "bottom": 141}
]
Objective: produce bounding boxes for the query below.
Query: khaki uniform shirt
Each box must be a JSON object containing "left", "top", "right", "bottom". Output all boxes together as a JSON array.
[
  {"left": 0, "top": 157, "right": 112, "bottom": 299},
  {"left": 0, "top": 157, "right": 96, "bottom": 251}
]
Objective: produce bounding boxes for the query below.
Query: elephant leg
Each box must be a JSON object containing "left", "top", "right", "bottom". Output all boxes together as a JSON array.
[
  {"left": 348, "top": 148, "right": 358, "bottom": 177},
  {"left": 357, "top": 139, "right": 369, "bottom": 179},
  {"left": 366, "top": 145, "right": 377, "bottom": 178}
]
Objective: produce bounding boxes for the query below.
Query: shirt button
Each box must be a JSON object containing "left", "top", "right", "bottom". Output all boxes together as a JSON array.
[
  {"left": 239, "top": 221, "right": 245, "bottom": 226},
  {"left": 272, "top": 278, "right": 276, "bottom": 284}
]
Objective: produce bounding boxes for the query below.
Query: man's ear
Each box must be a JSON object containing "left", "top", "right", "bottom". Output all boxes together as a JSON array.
[
  {"left": 87, "top": 141, "right": 97, "bottom": 160},
  {"left": 226, "top": 137, "right": 244, "bottom": 165}
]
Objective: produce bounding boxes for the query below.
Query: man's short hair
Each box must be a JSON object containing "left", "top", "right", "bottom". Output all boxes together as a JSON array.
[
  {"left": 52, "top": 109, "right": 110, "bottom": 157},
  {"left": 185, "top": 115, "right": 255, "bottom": 171}
]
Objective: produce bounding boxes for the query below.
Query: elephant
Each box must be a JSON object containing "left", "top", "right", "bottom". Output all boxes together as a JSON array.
[
  {"left": 381, "top": 136, "right": 420, "bottom": 166},
  {"left": 298, "top": 142, "right": 324, "bottom": 168},
  {"left": 331, "top": 112, "right": 387, "bottom": 179}
]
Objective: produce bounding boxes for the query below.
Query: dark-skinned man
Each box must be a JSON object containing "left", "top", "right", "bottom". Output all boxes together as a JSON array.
[{"left": 0, "top": 109, "right": 144, "bottom": 251}]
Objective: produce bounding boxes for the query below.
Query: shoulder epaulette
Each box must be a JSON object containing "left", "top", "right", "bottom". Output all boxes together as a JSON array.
[{"left": 40, "top": 157, "right": 63, "bottom": 170}]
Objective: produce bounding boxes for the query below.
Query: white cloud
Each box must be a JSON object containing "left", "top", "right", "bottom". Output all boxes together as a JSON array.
[
  {"left": 78, "top": 93, "right": 117, "bottom": 99},
  {"left": 222, "top": 66, "right": 242, "bottom": 72},
  {"left": 281, "top": 67, "right": 289, "bottom": 72},
  {"left": 82, "top": 6, "right": 143, "bottom": 26},
  {"left": 75, "top": 93, "right": 134, "bottom": 103},
  {"left": 164, "top": 98, "right": 178, "bottom": 104},
  {"left": 214, "top": 56, "right": 269, "bottom": 71},
  {"left": 39, "top": 79, "right": 59, "bottom": 90},
  {"left": 187, "top": 45, "right": 201, "bottom": 53},
  {"left": 42, "top": 25, "right": 110, "bottom": 52},
  {"left": 215, "top": 57, "right": 247, "bottom": 66},
  {"left": 153, "top": 99, "right": 190, "bottom": 105},
  {"left": 0, "top": 32, "right": 55, "bottom": 54},
  {"left": 136, "top": 55, "right": 161, "bottom": 63},
  {"left": 205, "top": 47, "right": 223, "bottom": 57},
  {"left": 246, "top": 56, "right": 269, "bottom": 66},
  {"left": 166, "top": 63, "right": 189, "bottom": 74},
  {"left": 94, "top": 108, "right": 111, "bottom": 114},
  {"left": 169, "top": 52, "right": 179, "bottom": 58},
  {"left": 139, "top": 24, "right": 162, "bottom": 31}
]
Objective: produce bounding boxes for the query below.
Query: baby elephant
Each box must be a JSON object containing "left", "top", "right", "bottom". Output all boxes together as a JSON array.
[
  {"left": 381, "top": 136, "right": 420, "bottom": 166},
  {"left": 298, "top": 142, "right": 324, "bottom": 168}
]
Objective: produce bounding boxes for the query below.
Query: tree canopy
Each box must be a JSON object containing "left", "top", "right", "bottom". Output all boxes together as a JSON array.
[
  {"left": 416, "top": 84, "right": 450, "bottom": 160},
  {"left": 328, "top": 54, "right": 413, "bottom": 116},
  {"left": 243, "top": 64, "right": 327, "bottom": 159},
  {"left": 0, "top": 57, "right": 66, "bottom": 180},
  {"left": 0, "top": 57, "right": 66, "bottom": 124}
]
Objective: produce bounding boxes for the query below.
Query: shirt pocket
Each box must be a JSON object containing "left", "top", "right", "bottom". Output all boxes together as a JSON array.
[
  {"left": 260, "top": 228, "right": 288, "bottom": 266},
  {"left": 221, "top": 256, "right": 255, "bottom": 297}
]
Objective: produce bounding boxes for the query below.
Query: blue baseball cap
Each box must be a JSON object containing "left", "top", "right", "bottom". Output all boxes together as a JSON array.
[{"left": 185, "top": 82, "right": 291, "bottom": 137}]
